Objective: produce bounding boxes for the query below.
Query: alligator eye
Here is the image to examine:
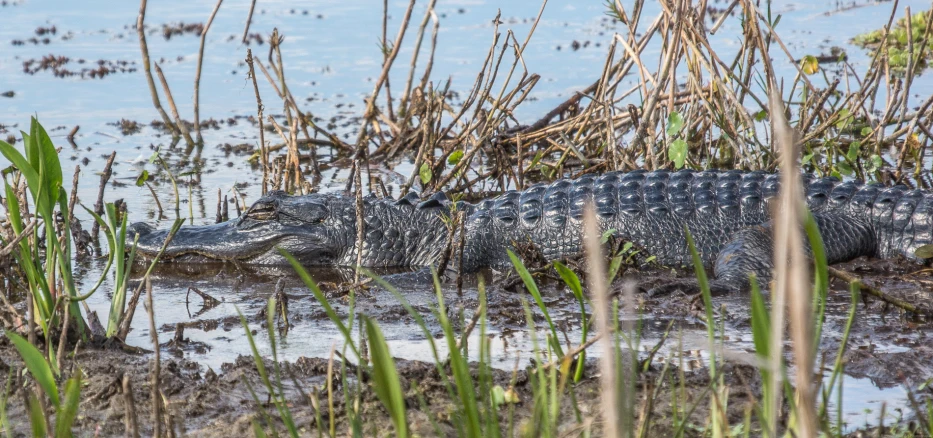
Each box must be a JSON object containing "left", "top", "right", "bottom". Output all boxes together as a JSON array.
[{"left": 246, "top": 203, "right": 276, "bottom": 221}]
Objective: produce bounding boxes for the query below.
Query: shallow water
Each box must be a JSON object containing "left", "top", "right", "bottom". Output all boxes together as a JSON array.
[{"left": 2, "top": 0, "right": 932, "bottom": 427}]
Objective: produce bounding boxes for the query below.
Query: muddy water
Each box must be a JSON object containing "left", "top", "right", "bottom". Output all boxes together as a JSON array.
[{"left": 3, "top": 0, "right": 933, "bottom": 428}]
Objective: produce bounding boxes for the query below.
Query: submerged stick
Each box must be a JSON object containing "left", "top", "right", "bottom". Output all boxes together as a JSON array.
[{"left": 829, "top": 267, "right": 932, "bottom": 317}]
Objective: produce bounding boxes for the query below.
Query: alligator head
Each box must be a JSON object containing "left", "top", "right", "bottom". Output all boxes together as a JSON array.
[{"left": 129, "top": 191, "right": 355, "bottom": 265}]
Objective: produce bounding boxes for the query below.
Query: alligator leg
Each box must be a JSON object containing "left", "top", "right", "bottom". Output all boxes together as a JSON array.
[{"left": 649, "top": 211, "right": 877, "bottom": 296}]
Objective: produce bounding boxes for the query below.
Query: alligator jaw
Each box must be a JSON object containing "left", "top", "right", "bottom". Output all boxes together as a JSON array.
[{"left": 129, "top": 220, "right": 274, "bottom": 263}]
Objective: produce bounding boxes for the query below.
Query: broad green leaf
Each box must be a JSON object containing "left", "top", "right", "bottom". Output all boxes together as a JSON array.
[
  {"left": 491, "top": 385, "right": 506, "bottom": 407},
  {"left": 754, "top": 110, "right": 768, "bottom": 122},
  {"left": 836, "top": 161, "right": 854, "bottom": 176},
  {"left": 363, "top": 317, "right": 408, "bottom": 437},
  {"left": 447, "top": 150, "right": 464, "bottom": 166},
  {"left": 846, "top": 142, "right": 860, "bottom": 161},
  {"left": 55, "top": 370, "right": 82, "bottom": 438},
  {"left": 553, "top": 261, "right": 583, "bottom": 300},
  {"left": 801, "top": 55, "right": 819, "bottom": 75},
  {"left": 32, "top": 117, "right": 63, "bottom": 206},
  {"left": 915, "top": 244, "right": 933, "bottom": 259},
  {"left": 0, "top": 140, "right": 41, "bottom": 208},
  {"left": 7, "top": 331, "right": 59, "bottom": 406},
  {"left": 666, "top": 112, "right": 684, "bottom": 137},
  {"left": 860, "top": 126, "right": 873, "bottom": 137},
  {"left": 600, "top": 228, "right": 617, "bottom": 244},
  {"left": 869, "top": 155, "right": 883, "bottom": 172},
  {"left": 135, "top": 170, "right": 150, "bottom": 187},
  {"left": 835, "top": 109, "right": 852, "bottom": 130},
  {"left": 669, "top": 139, "right": 688, "bottom": 169},
  {"left": 419, "top": 162, "right": 432, "bottom": 184}
]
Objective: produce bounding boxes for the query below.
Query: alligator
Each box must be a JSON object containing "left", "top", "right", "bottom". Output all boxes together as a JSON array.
[{"left": 129, "top": 169, "right": 933, "bottom": 292}]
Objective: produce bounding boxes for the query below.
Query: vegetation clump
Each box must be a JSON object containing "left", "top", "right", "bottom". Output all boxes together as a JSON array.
[{"left": 853, "top": 10, "right": 933, "bottom": 73}]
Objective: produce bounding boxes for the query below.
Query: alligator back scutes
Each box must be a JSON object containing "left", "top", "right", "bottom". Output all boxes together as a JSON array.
[{"left": 463, "top": 170, "right": 933, "bottom": 268}]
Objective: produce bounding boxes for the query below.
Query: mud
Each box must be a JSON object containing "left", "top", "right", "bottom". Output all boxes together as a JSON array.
[
  {"left": 4, "top": 252, "right": 931, "bottom": 435},
  {"left": 0, "top": 325, "right": 762, "bottom": 436}
]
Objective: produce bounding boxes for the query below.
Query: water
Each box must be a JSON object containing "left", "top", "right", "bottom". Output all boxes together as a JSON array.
[{"left": 2, "top": 0, "right": 930, "bottom": 427}]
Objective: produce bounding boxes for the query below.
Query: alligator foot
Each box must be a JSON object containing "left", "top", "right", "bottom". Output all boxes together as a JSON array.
[{"left": 646, "top": 279, "right": 739, "bottom": 297}]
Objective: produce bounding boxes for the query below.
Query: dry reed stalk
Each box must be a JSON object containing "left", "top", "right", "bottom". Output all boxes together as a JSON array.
[
  {"left": 583, "top": 206, "right": 619, "bottom": 438},
  {"left": 743, "top": 0, "right": 819, "bottom": 431},
  {"left": 770, "top": 83, "right": 817, "bottom": 438},
  {"left": 267, "top": 115, "right": 302, "bottom": 192},
  {"left": 245, "top": 49, "right": 268, "bottom": 194},
  {"left": 398, "top": 0, "right": 439, "bottom": 117},
  {"left": 193, "top": 0, "right": 224, "bottom": 144},
  {"left": 136, "top": 0, "right": 177, "bottom": 136},
  {"left": 146, "top": 277, "right": 161, "bottom": 438},
  {"left": 353, "top": 0, "right": 417, "bottom": 151},
  {"left": 123, "top": 374, "right": 140, "bottom": 438},
  {"left": 241, "top": 0, "right": 257, "bottom": 44},
  {"left": 153, "top": 63, "right": 196, "bottom": 148}
]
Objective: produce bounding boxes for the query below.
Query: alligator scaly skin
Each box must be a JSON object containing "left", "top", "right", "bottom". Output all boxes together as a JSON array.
[
  {"left": 461, "top": 169, "right": 931, "bottom": 286},
  {"left": 131, "top": 169, "right": 933, "bottom": 290}
]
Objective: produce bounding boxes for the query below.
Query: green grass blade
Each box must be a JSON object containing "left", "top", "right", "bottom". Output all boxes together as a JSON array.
[
  {"left": 278, "top": 248, "right": 359, "bottom": 358},
  {"left": 507, "top": 250, "right": 564, "bottom": 357},
  {"left": 54, "top": 369, "right": 82, "bottom": 438},
  {"left": 363, "top": 316, "right": 408, "bottom": 437},
  {"left": 360, "top": 268, "right": 456, "bottom": 397},
  {"left": 6, "top": 331, "right": 58, "bottom": 406},
  {"left": 432, "top": 269, "right": 481, "bottom": 437},
  {"left": 26, "top": 393, "right": 46, "bottom": 438},
  {"left": 803, "top": 211, "right": 828, "bottom": 351},
  {"left": 236, "top": 307, "right": 273, "bottom": 391},
  {"left": 553, "top": 261, "right": 583, "bottom": 299},
  {"left": 252, "top": 420, "right": 269, "bottom": 438},
  {"left": 684, "top": 230, "right": 716, "bottom": 376},
  {"left": 553, "top": 261, "right": 588, "bottom": 382}
]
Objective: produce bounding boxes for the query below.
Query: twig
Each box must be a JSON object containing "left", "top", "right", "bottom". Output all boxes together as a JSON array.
[
  {"left": 829, "top": 267, "right": 933, "bottom": 317},
  {"left": 0, "top": 219, "right": 35, "bottom": 257},
  {"left": 146, "top": 277, "right": 161, "bottom": 438},
  {"left": 241, "top": 0, "right": 257, "bottom": 44},
  {"left": 353, "top": 0, "right": 417, "bottom": 150},
  {"left": 91, "top": 152, "right": 116, "bottom": 247},
  {"left": 153, "top": 63, "right": 196, "bottom": 148},
  {"left": 246, "top": 49, "right": 268, "bottom": 194},
  {"left": 123, "top": 374, "right": 140, "bottom": 438},
  {"left": 136, "top": 0, "right": 178, "bottom": 135},
  {"left": 193, "top": 0, "right": 225, "bottom": 143}
]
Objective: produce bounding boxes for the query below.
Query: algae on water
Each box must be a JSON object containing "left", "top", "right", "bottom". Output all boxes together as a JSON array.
[{"left": 853, "top": 10, "right": 933, "bottom": 73}]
